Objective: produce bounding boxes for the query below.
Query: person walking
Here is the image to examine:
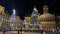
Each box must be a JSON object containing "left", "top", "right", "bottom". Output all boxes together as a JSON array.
[
  {"left": 55, "top": 28, "right": 60, "bottom": 34},
  {"left": 43, "top": 31, "right": 46, "bottom": 34},
  {"left": 40, "top": 28, "right": 44, "bottom": 34},
  {"left": 52, "top": 28, "right": 55, "bottom": 34},
  {"left": 2, "top": 28, "right": 6, "bottom": 34}
]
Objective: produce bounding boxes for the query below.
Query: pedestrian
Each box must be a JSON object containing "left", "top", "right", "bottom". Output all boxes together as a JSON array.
[
  {"left": 40, "top": 29, "right": 44, "bottom": 34},
  {"left": 2, "top": 28, "right": 6, "bottom": 34},
  {"left": 18, "top": 30, "right": 20, "bottom": 34},
  {"left": 20, "top": 28, "right": 22, "bottom": 34},
  {"left": 43, "top": 31, "right": 45, "bottom": 34},
  {"left": 52, "top": 28, "right": 55, "bottom": 34},
  {"left": 55, "top": 28, "right": 60, "bottom": 34}
]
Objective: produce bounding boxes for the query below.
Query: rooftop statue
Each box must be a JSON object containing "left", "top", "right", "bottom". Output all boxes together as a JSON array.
[{"left": 0, "top": 5, "right": 4, "bottom": 14}]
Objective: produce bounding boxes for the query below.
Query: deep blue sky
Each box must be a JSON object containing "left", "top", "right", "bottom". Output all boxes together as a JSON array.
[
  {"left": 0, "top": 0, "right": 60, "bottom": 20},
  {"left": 0, "top": 0, "right": 14, "bottom": 14}
]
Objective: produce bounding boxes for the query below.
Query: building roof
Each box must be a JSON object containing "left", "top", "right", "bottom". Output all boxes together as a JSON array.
[{"left": 40, "top": 13, "right": 55, "bottom": 21}]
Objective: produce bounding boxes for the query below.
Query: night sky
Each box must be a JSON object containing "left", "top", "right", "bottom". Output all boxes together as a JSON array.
[{"left": 0, "top": 0, "right": 60, "bottom": 20}]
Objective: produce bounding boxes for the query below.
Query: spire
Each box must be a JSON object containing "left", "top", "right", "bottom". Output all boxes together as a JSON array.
[
  {"left": 31, "top": 6, "right": 38, "bottom": 17},
  {"left": 34, "top": 6, "right": 38, "bottom": 12},
  {"left": 13, "top": 9, "right": 16, "bottom": 14},
  {"left": 43, "top": 1, "right": 49, "bottom": 14},
  {"left": 32, "top": 6, "right": 38, "bottom": 14},
  {"left": 33, "top": 6, "right": 38, "bottom": 13},
  {"left": 10, "top": 9, "right": 16, "bottom": 22}
]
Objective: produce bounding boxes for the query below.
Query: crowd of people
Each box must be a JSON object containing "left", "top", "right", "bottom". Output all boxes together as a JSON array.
[{"left": 40, "top": 27, "right": 60, "bottom": 34}]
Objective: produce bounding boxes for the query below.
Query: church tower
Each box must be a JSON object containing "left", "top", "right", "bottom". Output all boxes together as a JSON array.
[{"left": 29, "top": 6, "right": 41, "bottom": 30}]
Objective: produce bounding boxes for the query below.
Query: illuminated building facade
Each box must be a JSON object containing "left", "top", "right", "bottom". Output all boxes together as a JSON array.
[
  {"left": 24, "top": 7, "right": 41, "bottom": 30},
  {"left": 23, "top": 4, "right": 60, "bottom": 31},
  {"left": 25, "top": 16, "right": 31, "bottom": 30},
  {"left": 10, "top": 15, "right": 23, "bottom": 31},
  {"left": 24, "top": 4, "right": 57, "bottom": 31},
  {"left": 10, "top": 9, "right": 16, "bottom": 30},
  {"left": 57, "top": 16, "right": 60, "bottom": 28},
  {"left": 29, "top": 7, "right": 41, "bottom": 30},
  {"left": 10, "top": 9, "right": 23, "bottom": 31},
  {"left": 2, "top": 12, "right": 11, "bottom": 30},
  {"left": 16, "top": 16, "right": 23, "bottom": 31},
  {"left": 40, "top": 4, "right": 56, "bottom": 31},
  {"left": 0, "top": 4, "right": 60, "bottom": 32},
  {"left": 0, "top": 5, "right": 11, "bottom": 30}
]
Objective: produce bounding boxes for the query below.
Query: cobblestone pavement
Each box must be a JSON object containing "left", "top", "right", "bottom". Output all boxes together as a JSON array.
[{"left": 0, "top": 31, "right": 53, "bottom": 34}]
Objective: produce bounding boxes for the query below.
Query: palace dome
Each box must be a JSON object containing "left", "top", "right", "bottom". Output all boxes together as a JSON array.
[{"left": 40, "top": 13, "right": 55, "bottom": 21}]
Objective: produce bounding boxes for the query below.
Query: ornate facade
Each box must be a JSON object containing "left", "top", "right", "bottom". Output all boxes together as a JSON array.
[
  {"left": 0, "top": 5, "right": 11, "bottom": 30},
  {"left": 57, "top": 16, "right": 60, "bottom": 28},
  {"left": 25, "top": 7, "right": 41, "bottom": 30},
  {"left": 39, "top": 4, "right": 56, "bottom": 31}
]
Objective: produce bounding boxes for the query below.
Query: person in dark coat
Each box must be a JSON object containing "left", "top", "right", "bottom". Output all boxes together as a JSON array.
[
  {"left": 2, "top": 28, "right": 6, "bottom": 34},
  {"left": 55, "top": 27, "right": 60, "bottom": 34},
  {"left": 40, "top": 28, "right": 44, "bottom": 34}
]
